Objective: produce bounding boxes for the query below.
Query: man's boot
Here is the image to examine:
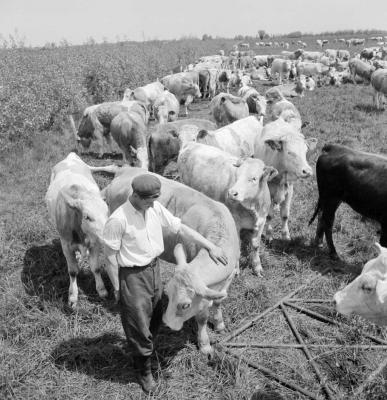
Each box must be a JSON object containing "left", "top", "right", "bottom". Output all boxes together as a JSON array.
[{"left": 133, "top": 355, "right": 157, "bottom": 394}]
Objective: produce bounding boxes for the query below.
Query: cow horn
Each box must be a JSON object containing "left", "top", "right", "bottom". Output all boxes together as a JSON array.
[
  {"left": 174, "top": 243, "right": 187, "bottom": 266},
  {"left": 129, "top": 145, "right": 138, "bottom": 155},
  {"left": 200, "top": 285, "right": 228, "bottom": 301}
]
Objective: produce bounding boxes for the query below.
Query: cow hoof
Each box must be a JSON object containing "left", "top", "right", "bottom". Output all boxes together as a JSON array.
[
  {"left": 97, "top": 287, "right": 108, "bottom": 299},
  {"left": 200, "top": 344, "right": 214, "bottom": 356},
  {"left": 214, "top": 322, "right": 225, "bottom": 333},
  {"left": 68, "top": 298, "right": 78, "bottom": 309},
  {"left": 281, "top": 233, "right": 291, "bottom": 241},
  {"left": 253, "top": 268, "right": 264, "bottom": 277}
]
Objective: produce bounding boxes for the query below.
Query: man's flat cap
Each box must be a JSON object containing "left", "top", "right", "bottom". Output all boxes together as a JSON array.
[{"left": 132, "top": 174, "right": 161, "bottom": 198}]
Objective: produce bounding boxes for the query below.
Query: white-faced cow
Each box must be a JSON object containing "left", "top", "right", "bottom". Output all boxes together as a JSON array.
[
  {"left": 178, "top": 142, "right": 277, "bottom": 276},
  {"left": 310, "top": 144, "right": 387, "bottom": 258},
  {"left": 153, "top": 90, "right": 180, "bottom": 123},
  {"left": 45, "top": 153, "right": 118, "bottom": 308},
  {"left": 102, "top": 167, "right": 240, "bottom": 355},
  {"left": 255, "top": 118, "right": 316, "bottom": 242},
  {"left": 334, "top": 243, "right": 387, "bottom": 325}
]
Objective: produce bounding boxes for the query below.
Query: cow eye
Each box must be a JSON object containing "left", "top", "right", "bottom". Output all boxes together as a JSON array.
[
  {"left": 179, "top": 303, "right": 191, "bottom": 310},
  {"left": 251, "top": 177, "right": 258, "bottom": 183},
  {"left": 84, "top": 215, "right": 93, "bottom": 221},
  {"left": 361, "top": 282, "right": 374, "bottom": 293}
]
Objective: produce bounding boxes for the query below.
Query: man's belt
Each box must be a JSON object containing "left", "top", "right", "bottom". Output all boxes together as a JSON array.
[{"left": 120, "top": 258, "right": 158, "bottom": 269}]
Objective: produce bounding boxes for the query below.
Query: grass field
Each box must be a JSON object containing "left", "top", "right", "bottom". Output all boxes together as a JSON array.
[{"left": 1, "top": 37, "right": 387, "bottom": 400}]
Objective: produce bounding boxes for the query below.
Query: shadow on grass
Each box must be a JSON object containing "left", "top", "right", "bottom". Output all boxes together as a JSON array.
[
  {"left": 80, "top": 151, "right": 123, "bottom": 160},
  {"left": 264, "top": 236, "right": 362, "bottom": 277},
  {"left": 51, "top": 323, "right": 199, "bottom": 382},
  {"left": 354, "top": 103, "right": 385, "bottom": 114},
  {"left": 21, "top": 240, "right": 117, "bottom": 311}
]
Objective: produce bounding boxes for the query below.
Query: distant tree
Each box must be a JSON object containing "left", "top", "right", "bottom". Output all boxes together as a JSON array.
[
  {"left": 202, "top": 33, "right": 212, "bottom": 41},
  {"left": 234, "top": 34, "right": 244, "bottom": 40},
  {"left": 258, "top": 30, "right": 266, "bottom": 40},
  {"left": 287, "top": 31, "right": 302, "bottom": 38}
]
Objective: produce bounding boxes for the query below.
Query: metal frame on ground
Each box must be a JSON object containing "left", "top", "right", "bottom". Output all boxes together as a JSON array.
[{"left": 217, "top": 273, "right": 387, "bottom": 399}]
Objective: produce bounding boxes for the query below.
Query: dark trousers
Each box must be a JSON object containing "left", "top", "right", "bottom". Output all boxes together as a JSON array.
[{"left": 119, "top": 259, "right": 163, "bottom": 357}]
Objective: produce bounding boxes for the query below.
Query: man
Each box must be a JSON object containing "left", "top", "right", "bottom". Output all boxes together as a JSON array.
[{"left": 103, "top": 174, "right": 227, "bottom": 394}]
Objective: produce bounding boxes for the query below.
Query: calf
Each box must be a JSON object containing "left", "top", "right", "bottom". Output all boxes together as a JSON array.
[{"left": 310, "top": 144, "right": 387, "bottom": 257}]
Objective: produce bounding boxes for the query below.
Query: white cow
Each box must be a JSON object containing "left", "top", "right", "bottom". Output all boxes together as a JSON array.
[
  {"left": 45, "top": 153, "right": 118, "bottom": 308},
  {"left": 103, "top": 167, "right": 240, "bottom": 354},
  {"left": 254, "top": 119, "right": 316, "bottom": 241},
  {"left": 334, "top": 243, "right": 387, "bottom": 325},
  {"left": 178, "top": 142, "right": 277, "bottom": 276}
]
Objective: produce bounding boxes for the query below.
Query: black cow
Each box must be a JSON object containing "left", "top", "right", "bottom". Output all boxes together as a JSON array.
[{"left": 310, "top": 144, "right": 387, "bottom": 257}]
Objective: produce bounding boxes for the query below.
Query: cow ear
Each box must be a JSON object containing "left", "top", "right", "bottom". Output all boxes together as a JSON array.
[
  {"left": 233, "top": 158, "right": 245, "bottom": 167},
  {"left": 220, "top": 96, "right": 227, "bottom": 103},
  {"left": 197, "top": 129, "right": 208, "bottom": 140},
  {"left": 167, "top": 129, "right": 179, "bottom": 138},
  {"left": 265, "top": 139, "right": 283, "bottom": 151},
  {"left": 262, "top": 166, "right": 278, "bottom": 182},
  {"left": 376, "top": 279, "right": 387, "bottom": 304}
]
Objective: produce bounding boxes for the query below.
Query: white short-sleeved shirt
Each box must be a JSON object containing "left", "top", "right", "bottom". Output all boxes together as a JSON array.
[{"left": 103, "top": 200, "right": 181, "bottom": 267}]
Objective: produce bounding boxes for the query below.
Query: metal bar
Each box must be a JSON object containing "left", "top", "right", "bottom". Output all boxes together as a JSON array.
[
  {"left": 287, "top": 299, "right": 334, "bottom": 303},
  {"left": 280, "top": 304, "right": 335, "bottom": 400},
  {"left": 223, "top": 347, "right": 321, "bottom": 400},
  {"left": 353, "top": 356, "right": 387, "bottom": 397},
  {"left": 283, "top": 301, "right": 387, "bottom": 345},
  {"left": 223, "top": 342, "right": 387, "bottom": 350},
  {"left": 220, "top": 274, "right": 323, "bottom": 344}
]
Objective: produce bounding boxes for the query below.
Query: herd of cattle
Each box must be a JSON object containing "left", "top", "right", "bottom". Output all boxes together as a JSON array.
[{"left": 46, "top": 43, "right": 387, "bottom": 354}]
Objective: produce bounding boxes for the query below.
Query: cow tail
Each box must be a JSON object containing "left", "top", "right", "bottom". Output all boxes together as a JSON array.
[{"left": 309, "top": 198, "right": 321, "bottom": 226}]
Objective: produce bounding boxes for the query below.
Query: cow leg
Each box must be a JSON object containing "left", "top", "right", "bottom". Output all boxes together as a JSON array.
[
  {"left": 104, "top": 133, "right": 115, "bottom": 154},
  {"left": 251, "top": 216, "right": 267, "bottom": 276},
  {"left": 88, "top": 244, "right": 108, "bottom": 299},
  {"left": 94, "top": 127, "right": 105, "bottom": 158},
  {"left": 314, "top": 212, "right": 325, "bottom": 248},
  {"left": 195, "top": 307, "right": 212, "bottom": 355},
  {"left": 320, "top": 199, "right": 340, "bottom": 257},
  {"left": 280, "top": 184, "right": 293, "bottom": 241},
  {"left": 380, "top": 222, "right": 387, "bottom": 247},
  {"left": 265, "top": 203, "right": 276, "bottom": 243},
  {"left": 61, "top": 239, "right": 80, "bottom": 308}
]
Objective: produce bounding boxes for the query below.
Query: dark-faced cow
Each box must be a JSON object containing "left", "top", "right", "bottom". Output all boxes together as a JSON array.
[
  {"left": 103, "top": 167, "right": 240, "bottom": 354},
  {"left": 178, "top": 142, "right": 277, "bottom": 276},
  {"left": 45, "top": 153, "right": 118, "bottom": 308},
  {"left": 237, "top": 87, "right": 267, "bottom": 121},
  {"left": 148, "top": 119, "right": 216, "bottom": 173},
  {"left": 310, "top": 144, "right": 387, "bottom": 257},
  {"left": 210, "top": 92, "right": 249, "bottom": 127}
]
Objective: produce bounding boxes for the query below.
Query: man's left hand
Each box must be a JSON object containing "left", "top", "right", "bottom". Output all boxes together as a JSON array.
[{"left": 208, "top": 246, "right": 228, "bottom": 266}]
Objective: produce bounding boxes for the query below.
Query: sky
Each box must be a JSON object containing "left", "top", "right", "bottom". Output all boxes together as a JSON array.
[{"left": 1, "top": 0, "right": 387, "bottom": 47}]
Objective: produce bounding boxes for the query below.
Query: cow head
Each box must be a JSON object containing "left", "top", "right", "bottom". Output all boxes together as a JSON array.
[
  {"left": 251, "top": 94, "right": 267, "bottom": 117},
  {"left": 163, "top": 244, "right": 228, "bottom": 331},
  {"left": 264, "top": 133, "right": 315, "bottom": 179},
  {"left": 60, "top": 186, "right": 109, "bottom": 247},
  {"left": 265, "top": 87, "right": 284, "bottom": 103},
  {"left": 334, "top": 243, "right": 387, "bottom": 325},
  {"left": 227, "top": 158, "right": 277, "bottom": 207},
  {"left": 76, "top": 114, "right": 94, "bottom": 149}
]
